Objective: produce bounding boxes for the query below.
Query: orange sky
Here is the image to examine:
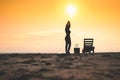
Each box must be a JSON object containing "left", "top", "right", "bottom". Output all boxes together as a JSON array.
[{"left": 0, "top": 0, "right": 120, "bottom": 53}]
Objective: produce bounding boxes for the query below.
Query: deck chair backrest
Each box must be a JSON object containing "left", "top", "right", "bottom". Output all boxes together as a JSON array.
[{"left": 84, "top": 38, "right": 93, "bottom": 47}]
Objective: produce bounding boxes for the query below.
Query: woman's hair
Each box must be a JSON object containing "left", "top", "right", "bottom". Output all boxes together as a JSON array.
[
  {"left": 67, "top": 21, "right": 70, "bottom": 27},
  {"left": 65, "top": 21, "right": 70, "bottom": 30}
]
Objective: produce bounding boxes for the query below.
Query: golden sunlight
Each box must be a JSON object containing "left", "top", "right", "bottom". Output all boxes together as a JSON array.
[{"left": 66, "top": 3, "right": 76, "bottom": 18}]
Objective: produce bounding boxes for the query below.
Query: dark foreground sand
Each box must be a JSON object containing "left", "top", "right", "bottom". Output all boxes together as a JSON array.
[{"left": 0, "top": 53, "right": 120, "bottom": 80}]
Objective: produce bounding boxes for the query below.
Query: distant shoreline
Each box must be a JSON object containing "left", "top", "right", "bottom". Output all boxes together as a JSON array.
[{"left": 0, "top": 52, "right": 120, "bottom": 54}]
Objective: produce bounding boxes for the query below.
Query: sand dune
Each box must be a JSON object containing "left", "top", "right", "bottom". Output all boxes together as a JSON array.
[{"left": 0, "top": 53, "right": 120, "bottom": 80}]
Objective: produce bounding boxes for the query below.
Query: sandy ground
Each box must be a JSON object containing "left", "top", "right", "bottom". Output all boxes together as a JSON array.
[{"left": 0, "top": 53, "right": 120, "bottom": 80}]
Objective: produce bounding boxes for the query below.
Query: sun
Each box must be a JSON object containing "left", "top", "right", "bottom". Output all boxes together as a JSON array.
[{"left": 66, "top": 3, "right": 76, "bottom": 18}]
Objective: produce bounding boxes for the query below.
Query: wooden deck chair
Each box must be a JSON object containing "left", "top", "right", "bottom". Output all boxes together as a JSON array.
[{"left": 82, "top": 38, "right": 95, "bottom": 54}]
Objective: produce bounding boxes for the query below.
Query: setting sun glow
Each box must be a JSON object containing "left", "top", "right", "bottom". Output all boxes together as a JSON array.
[
  {"left": 0, "top": 0, "right": 120, "bottom": 53},
  {"left": 66, "top": 4, "right": 76, "bottom": 18}
]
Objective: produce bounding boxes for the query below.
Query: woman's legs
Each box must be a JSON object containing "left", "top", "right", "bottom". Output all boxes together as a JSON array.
[
  {"left": 68, "top": 42, "right": 71, "bottom": 53},
  {"left": 65, "top": 41, "right": 71, "bottom": 54},
  {"left": 65, "top": 42, "right": 68, "bottom": 54}
]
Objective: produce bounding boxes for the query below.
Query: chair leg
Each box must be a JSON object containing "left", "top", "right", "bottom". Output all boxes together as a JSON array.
[
  {"left": 82, "top": 50, "right": 84, "bottom": 53},
  {"left": 82, "top": 50, "right": 85, "bottom": 54}
]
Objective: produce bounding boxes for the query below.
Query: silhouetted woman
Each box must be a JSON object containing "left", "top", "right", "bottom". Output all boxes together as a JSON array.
[{"left": 65, "top": 21, "right": 71, "bottom": 54}]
